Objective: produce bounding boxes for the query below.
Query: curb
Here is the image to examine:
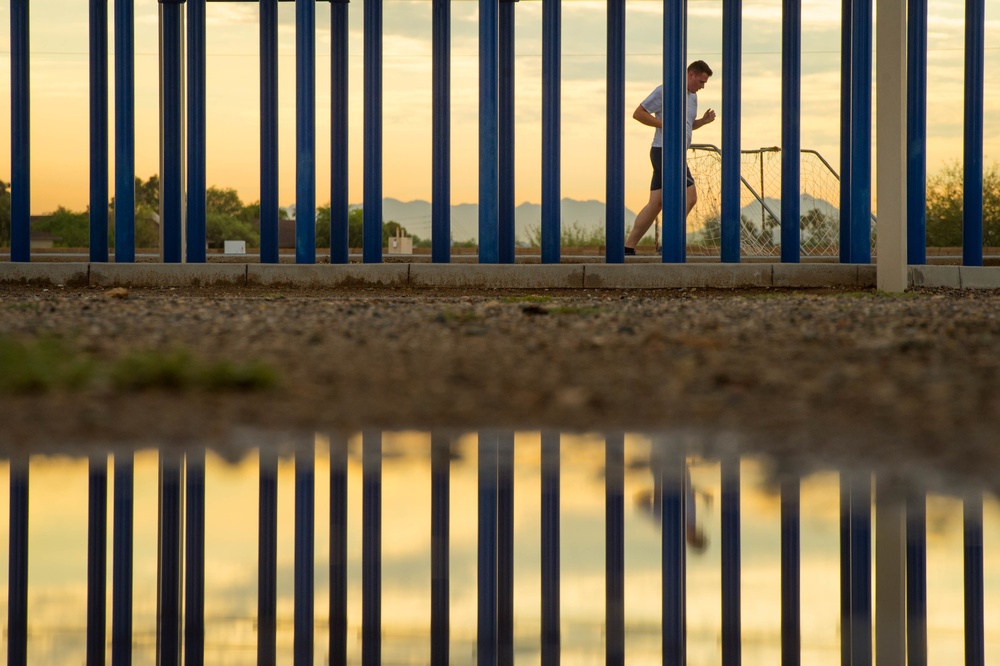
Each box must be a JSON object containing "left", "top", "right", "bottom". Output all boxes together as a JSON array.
[{"left": 1, "top": 261, "right": 997, "bottom": 290}]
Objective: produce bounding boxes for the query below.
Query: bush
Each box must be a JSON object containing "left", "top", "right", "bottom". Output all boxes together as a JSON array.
[
  {"left": 205, "top": 212, "right": 259, "bottom": 249},
  {"left": 925, "top": 161, "right": 1000, "bottom": 247}
]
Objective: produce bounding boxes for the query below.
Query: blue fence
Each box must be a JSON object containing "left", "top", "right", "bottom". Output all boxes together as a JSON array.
[
  {"left": 3, "top": 436, "right": 993, "bottom": 665},
  {"left": 3, "top": 0, "right": 990, "bottom": 265}
]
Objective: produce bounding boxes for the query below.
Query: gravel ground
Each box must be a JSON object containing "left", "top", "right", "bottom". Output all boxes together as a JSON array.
[{"left": 2, "top": 283, "right": 999, "bottom": 494}]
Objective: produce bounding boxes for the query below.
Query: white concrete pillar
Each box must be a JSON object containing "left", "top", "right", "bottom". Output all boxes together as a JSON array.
[{"left": 876, "top": 0, "right": 908, "bottom": 291}]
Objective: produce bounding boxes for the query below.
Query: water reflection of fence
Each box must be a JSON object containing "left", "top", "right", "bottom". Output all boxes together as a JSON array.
[{"left": 3, "top": 435, "right": 992, "bottom": 665}]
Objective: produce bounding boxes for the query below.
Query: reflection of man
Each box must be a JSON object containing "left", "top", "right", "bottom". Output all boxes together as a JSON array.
[
  {"left": 625, "top": 61, "right": 716, "bottom": 255},
  {"left": 634, "top": 458, "right": 710, "bottom": 553}
]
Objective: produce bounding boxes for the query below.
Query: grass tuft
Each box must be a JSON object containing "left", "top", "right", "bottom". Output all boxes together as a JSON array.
[
  {"left": 0, "top": 335, "right": 279, "bottom": 394},
  {"left": 0, "top": 336, "right": 95, "bottom": 394}
]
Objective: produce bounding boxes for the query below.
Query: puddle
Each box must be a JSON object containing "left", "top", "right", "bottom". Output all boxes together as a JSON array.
[{"left": 0, "top": 430, "right": 997, "bottom": 664}]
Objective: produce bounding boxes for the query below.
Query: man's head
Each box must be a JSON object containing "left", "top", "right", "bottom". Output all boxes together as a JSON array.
[{"left": 687, "top": 60, "right": 713, "bottom": 93}]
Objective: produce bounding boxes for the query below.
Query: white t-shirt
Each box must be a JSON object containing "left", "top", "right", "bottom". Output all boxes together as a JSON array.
[{"left": 640, "top": 85, "right": 697, "bottom": 150}]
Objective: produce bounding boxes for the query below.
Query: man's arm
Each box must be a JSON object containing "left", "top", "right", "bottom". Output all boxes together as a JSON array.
[
  {"left": 692, "top": 108, "right": 716, "bottom": 130},
  {"left": 633, "top": 103, "right": 662, "bottom": 129}
]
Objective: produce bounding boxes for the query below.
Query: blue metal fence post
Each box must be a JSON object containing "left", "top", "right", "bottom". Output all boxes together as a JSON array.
[
  {"left": 187, "top": 0, "right": 207, "bottom": 263},
  {"left": 906, "top": 493, "right": 927, "bottom": 666},
  {"left": 160, "top": 0, "right": 185, "bottom": 264},
  {"left": 362, "top": 431, "right": 382, "bottom": 666},
  {"left": 114, "top": 0, "right": 136, "bottom": 263},
  {"left": 260, "top": 0, "right": 280, "bottom": 264},
  {"left": 721, "top": 456, "right": 741, "bottom": 665},
  {"left": 478, "top": 432, "right": 499, "bottom": 666},
  {"left": 780, "top": 0, "right": 801, "bottom": 263},
  {"left": 839, "top": 0, "right": 853, "bottom": 263},
  {"left": 364, "top": 0, "right": 384, "bottom": 263},
  {"left": 258, "top": 449, "right": 278, "bottom": 665},
  {"left": 661, "top": 0, "right": 686, "bottom": 263},
  {"left": 296, "top": 0, "right": 317, "bottom": 265},
  {"left": 849, "top": 0, "right": 873, "bottom": 264},
  {"left": 541, "top": 432, "right": 560, "bottom": 663},
  {"left": 659, "top": 441, "right": 686, "bottom": 662},
  {"left": 605, "top": 0, "right": 625, "bottom": 264},
  {"left": 10, "top": 0, "right": 30, "bottom": 262},
  {"left": 781, "top": 476, "right": 800, "bottom": 665},
  {"left": 541, "top": 0, "right": 561, "bottom": 264},
  {"left": 294, "top": 447, "right": 315, "bottom": 666},
  {"left": 112, "top": 453, "right": 134, "bottom": 666},
  {"left": 90, "top": 0, "right": 110, "bottom": 262},
  {"left": 479, "top": 0, "right": 500, "bottom": 264},
  {"left": 964, "top": 493, "right": 985, "bottom": 666},
  {"left": 497, "top": 433, "right": 515, "bottom": 664},
  {"left": 432, "top": 0, "right": 452, "bottom": 262},
  {"left": 721, "top": 0, "right": 742, "bottom": 263},
  {"left": 88, "top": 455, "right": 109, "bottom": 665},
  {"left": 185, "top": 449, "right": 206, "bottom": 666},
  {"left": 331, "top": 0, "right": 351, "bottom": 264},
  {"left": 7, "top": 457, "right": 29, "bottom": 666},
  {"left": 604, "top": 433, "right": 625, "bottom": 665},
  {"left": 499, "top": 0, "right": 517, "bottom": 265},
  {"left": 330, "top": 436, "right": 349, "bottom": 663},
  {"left": 431, "top": 433, "right": 452, "bottom": 663},
  {"left": 906, "top": 0, "right": 927, "bottom": 264},
  {"left": 962, "top": 0, "right": 985, "bottom": 266},
  {"left": 157, "top": 452, "right": 183, "bottom": 666}
]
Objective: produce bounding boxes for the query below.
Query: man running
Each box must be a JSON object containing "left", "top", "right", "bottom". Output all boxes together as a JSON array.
[{"left": 625, "top": 60, "right": 716, "bottom": 255}]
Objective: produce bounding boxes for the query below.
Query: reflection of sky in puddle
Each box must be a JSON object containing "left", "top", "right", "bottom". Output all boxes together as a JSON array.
[{"left": 0, "top": 432, "right": 997, "bottom": 664}]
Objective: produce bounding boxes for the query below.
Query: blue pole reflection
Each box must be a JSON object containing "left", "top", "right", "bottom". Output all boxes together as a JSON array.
[
  {"left": 8, "top": 458, "right": 29, "bottom": 666},
  {"left": 258, "top": 449, "right": 278, "bottom": 665},
  {"left": 964, "top": 494, "right": 985, "bottom": 666},
  {"left": 541, "top": 432, "right": 560, "bottom": 663},
  {"left": 498, "top": 433, "right": 515, "bottom": 664},
  {"left": 363, "top": 431, "right": 382, "bottom": 666},
  {"left": 906, "top": 493, "right": 927, "bottom": 666},
  {"left": 721, "top": 456, "right": 741, "bottom": 666},
  {"left": 294, "top": 448, "right": 315, "bottom": 665},
  {"left": 431, "top": 433, "right": 452, "bottom": 663},
  {"left": 330, "top": 436, "right": 349, "bottom": 663},
  {"left": 157, "top": 452, "right": 183, "bottom": 665},
  {"left": 112, "top": 453, "right": 134, "bottom": 666},
  {"left": 605, "top": 433, "right": 625, "bottom": 665},
  {"left": 87, "top": 455, "right": 108, "bottom": 666},
  {"left": 478, "top": 432, "right": 499, "bottom": 666},
  {"left": 781, "top": 476, "right": 801, "bottom": 665},
  {"left": 185, "top": 450, "right": 206, "bottom": 666}
]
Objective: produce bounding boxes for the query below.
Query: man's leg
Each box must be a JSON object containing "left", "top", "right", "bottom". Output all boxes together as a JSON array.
[
  {"left": 685, "top": 183, "right": 698, "bottom": 219},
  {"left": 625, "top": 188, "right": 663, "bottom": 251}
]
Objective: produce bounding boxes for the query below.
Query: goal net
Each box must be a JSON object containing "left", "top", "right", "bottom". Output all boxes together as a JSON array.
[{"left": 682, "top": 145, "right": 877, "bottom": 258}]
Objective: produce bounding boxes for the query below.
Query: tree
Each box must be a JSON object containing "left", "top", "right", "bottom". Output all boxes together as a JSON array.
[
  {"left": 316, "top": 207, "right": 417, "bottom": 249},
  {"left": 206, "top": 186, "right": 245, "bottom": 218},
  {"left": 925, "top": 161, "right": 1000, "bottom": 247},
  {"left": 34, "top": 207, "right": 90, "bottom": 247},
  {"left": 205, "top": 211, "right": 259, "bottom": 249}
]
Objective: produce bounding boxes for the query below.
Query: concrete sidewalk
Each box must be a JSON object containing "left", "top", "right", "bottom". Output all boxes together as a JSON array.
[{"left": 0, "top": 261, "right": 996, "bottom": 290}]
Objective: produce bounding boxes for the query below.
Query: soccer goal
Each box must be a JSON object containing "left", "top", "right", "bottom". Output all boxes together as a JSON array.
[{"left": 685, "top": 145, "right": 878, "bottom": 258}]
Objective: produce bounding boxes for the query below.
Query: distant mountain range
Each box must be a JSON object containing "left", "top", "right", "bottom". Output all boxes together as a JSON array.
[
  {"left": 356, "top": 198, "right": 640, "bottom": 245},
  {"left": 288, "top": 193, "right": 843, "bottom": 245}
]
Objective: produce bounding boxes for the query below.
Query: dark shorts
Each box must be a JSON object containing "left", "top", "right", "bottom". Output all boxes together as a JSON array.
[{"left": 649, "top": 147, "right": 694, "bottom": 191}]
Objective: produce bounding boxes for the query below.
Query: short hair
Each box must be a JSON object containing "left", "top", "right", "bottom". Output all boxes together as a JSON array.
[{"left": 688, "top": 60, "right": 713, "bottom": 77}]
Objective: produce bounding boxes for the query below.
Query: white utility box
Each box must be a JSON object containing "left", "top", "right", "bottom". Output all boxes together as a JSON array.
[{"left": 224, "top": 240, "right": 247, "bottom": 255}]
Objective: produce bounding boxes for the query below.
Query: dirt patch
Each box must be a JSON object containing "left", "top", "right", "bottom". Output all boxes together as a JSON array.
[{"left": 2, "top": 283, "right": 999, "bottom": 493}]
